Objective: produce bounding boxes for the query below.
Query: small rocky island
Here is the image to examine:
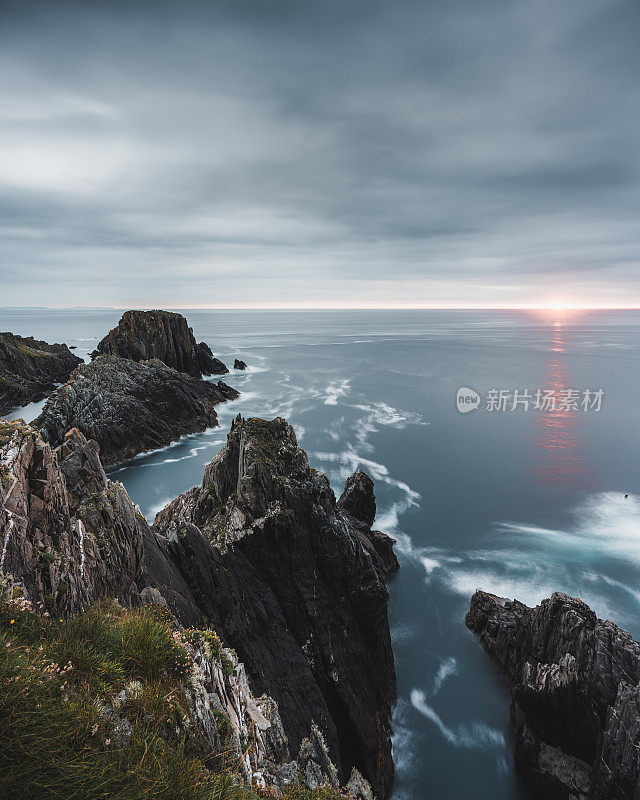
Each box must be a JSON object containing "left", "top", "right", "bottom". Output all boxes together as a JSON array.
[
  {"left": 91, "top": 309, "right": 228, "bottom": 375},
  {"left": 467, "top": 590, "right": 640, "bottom": 800},
  {"left": 35, "top": 355, "right": 238, "bottom": 466},
  {"left": 0, "top": 331, "right": 81, "bottom": 414}
]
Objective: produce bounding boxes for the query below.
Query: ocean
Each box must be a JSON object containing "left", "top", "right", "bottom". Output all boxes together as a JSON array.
[{"left": 3, "top": 307, "right": 640, "bottom": 800}]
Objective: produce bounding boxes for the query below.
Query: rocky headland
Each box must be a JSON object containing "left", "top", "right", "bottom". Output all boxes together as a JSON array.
[
  {"left": 34, "top": 356, "right": 238, "bottom": 466},
  {"left": 0, "top": 331, "right": 81, "bottom": 415},
  {"left": 91, "top": 309, "right": 228, "bottom": 376},
  {"left": 467, "top": 589, "right": 640, "bottom": 800},
  {"left": 153, "top": 416, "right": 397, "bottom": 799},
  {"left": 0, "top": 414, "right": 397, "bottom": 799}
]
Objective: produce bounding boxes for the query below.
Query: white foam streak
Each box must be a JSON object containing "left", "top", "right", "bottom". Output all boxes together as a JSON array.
[
  {"left": 324, "top": 379, "right": 351, "bottom": 405},
  {"left": 410, "top": 690, "right": 505, "bottom": 749},
  {"left": 432, "top": 657, "right": 458, "bottom": 696}
]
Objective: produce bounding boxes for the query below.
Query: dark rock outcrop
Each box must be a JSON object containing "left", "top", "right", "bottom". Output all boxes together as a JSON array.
[
  {"left": 0, "top": 332, "right": 81, "bottom": 414},
  {"left": 152, "top": 416, "right": 397, "bottom": 799},
  {"left": 91, "top": 310, "right": 228, "bottom": 376},
  {"left": 466, "top": 590, "right": 640, "bottom": 800},
  {"left": 0, "top": 420, "right": 144, "bottom": 614},
  {"left": 34, "top": 356, "right": 238, "bottom": 466},
  {"left": 339, "top": 471, "right": 399, "bottom": 576},
  {"left": 234, "top": 359, "right": 247, "bottom": 370}
]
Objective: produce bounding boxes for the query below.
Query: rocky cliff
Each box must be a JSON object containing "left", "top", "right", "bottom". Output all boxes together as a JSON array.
[
  {"left": 34, "top": 356, "right": 238, "bottom": 466},
  {"left": 0, "top": 331, "right": 81, "bottom": 415},
  {"left": 0, "top": 419, "right": 143, "bottom": 614},
  {"left": 467, "top": 590, "right": 640, "bottom": 800},
  {"left": 0, "top": 418, "right": 354, "bottom": 796},
  {"left": 1, "top": 416, "right": 396, "bottom": 798},
  {"left": 153, "top": 416, "right": 397, "bottom": 799},
  {"left": 91, "top": 310, "right": 228, "bottom": 376}
]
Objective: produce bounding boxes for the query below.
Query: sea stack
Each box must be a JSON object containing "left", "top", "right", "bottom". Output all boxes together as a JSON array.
[{"left": 91, "top": 310, "right": 228, "bottom": 376}]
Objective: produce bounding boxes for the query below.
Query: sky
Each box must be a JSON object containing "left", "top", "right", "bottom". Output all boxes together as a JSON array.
[{"left": 1, "top": 0, "right": 639, "bottom": 309}]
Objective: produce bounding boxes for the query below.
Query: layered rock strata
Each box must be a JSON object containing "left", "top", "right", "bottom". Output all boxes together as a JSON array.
[
  {"left": 0, "top": 332, "right": 81, "bottom": 415},
  {"left": 467, "top": 590, "right": 640, "bottom": 800},
  {"left": 35, "top": 356, "right": 238, "bottom": 466},
  {"left": 153, "top": 416, "right": 397, "bottom": 798},
  {"left": 91, "top": 310, "right": 228, "bottom": 376}
]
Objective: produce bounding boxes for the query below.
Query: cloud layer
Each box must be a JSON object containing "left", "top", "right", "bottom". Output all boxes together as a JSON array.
[{"left": 1, "top": 0, "right": 639, "bottom": 307}]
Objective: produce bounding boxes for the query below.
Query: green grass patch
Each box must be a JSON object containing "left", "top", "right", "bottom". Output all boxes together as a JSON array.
[{"left": 0, "top": 598, "right": 254, "bottom": 800}]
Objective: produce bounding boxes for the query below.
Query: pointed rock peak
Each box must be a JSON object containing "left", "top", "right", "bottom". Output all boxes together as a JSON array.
[
  {"left": 91, "top": 309, "right": 228, "bottom": 376},
  {"left": 339, "top": 470, "right": 376, "bottom": 527}
]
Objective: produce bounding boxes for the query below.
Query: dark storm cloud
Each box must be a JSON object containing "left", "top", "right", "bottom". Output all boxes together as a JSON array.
[{"left": 1, "top": 0, "right": 639, "bottom": 307}]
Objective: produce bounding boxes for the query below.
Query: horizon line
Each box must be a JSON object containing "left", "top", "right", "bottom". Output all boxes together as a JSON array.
[{"left": 3, "top": 304, "right": 640, "bottom": 312}]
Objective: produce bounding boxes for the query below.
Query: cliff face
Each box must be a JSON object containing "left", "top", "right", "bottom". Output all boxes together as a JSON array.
[
  {"left": 91, "top": 310, "right": 228, "bottom": 376},
  {"left": 0, "top": 420, "right": 143, "bottom": 614},
  {"left": 34, "top": 356, "right": 238, "bottom": 466},
  {"left": 467, "top": 590, "right": 640, "bottom": 800},
  {"left": 0, "top": 331, "right": 81, "bottom": 414},
  {"left": 153, "top": 416, "right": 397, "bottom": 799},
  {"left": 0, "top": 416, "right": 391, "bottom": 798}
]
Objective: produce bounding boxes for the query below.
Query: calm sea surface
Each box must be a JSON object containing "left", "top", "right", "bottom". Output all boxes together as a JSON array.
[{"left": 3, "top": 308, "right": 640, "bottom": 800}]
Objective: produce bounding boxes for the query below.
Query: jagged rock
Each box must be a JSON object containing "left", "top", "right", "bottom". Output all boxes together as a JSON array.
[
  {"left": 152, "top": 415, "right": 397, "bottom": 798},
  {"left": 234, "top": 359, "right": 247, "bottom": 370},
  {"left": 0, "top": 418, "right": 347, "bottom": 797},
  {"left": 34, "top": 356, "right": 238, "bottom": 466},
  {"left": 0, "top": 331, "right": 81, "bottom": 414},
  {"left": 0, "top": 420, "right": 143, "bottom": 613},
  {"left": 91, "top": 310, "right": 228, "bottom": 376},
  {"left": 347, "top": 768, "right": 375, "bottom": 800},
  {"left": 466, "top": 590, "right": 640, "bottom": 799},
  {"left": 339, "top": 471, "right": 377, "bottom": 527},
  {"left": 299, "top": 724, "right": 340, "bottom": 790},
  {"left": 339, "top": 471, "right": 399, "bottom": 576}
]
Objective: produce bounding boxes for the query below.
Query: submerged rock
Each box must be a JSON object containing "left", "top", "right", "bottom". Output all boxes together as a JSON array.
[
  {"left": 152, "top": 416, "right": 397, "bottom": 798},
  {"left": 0, "top": 332, "right": 81, "bottom": 415},
  {"left": 467, "top": 590, "right": 640, "bottom": 800},
  {"left": 34, "top": 356, "right": 238, "bottom": 466},
  {"left": 234, "top": 359, "right": 247, "bottom": 370},
  {"left": 91, "top": 310, "right": 228, "bottom": 376}
]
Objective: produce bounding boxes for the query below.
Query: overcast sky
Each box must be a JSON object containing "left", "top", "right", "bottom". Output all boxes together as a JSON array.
[{"left": 1, "top": 0, "right": 639, "bottom": 308}]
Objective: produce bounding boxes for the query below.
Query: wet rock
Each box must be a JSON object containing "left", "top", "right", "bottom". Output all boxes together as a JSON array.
[
  {"left": 152, "top": 416, "right": 397, "bottom": 798},
  {"left": 467, "top": 590, "right": 640, "bottom": 800},
  {"left": 34, "top": 356, "right": 238, "bottom": 466},
  {"left": 234, "top": 359, "right": 247, "bottom": 370},
  {"left": 91, "top": 310, "right": 228, "bottom": 376},
  {"left": 0, "top": 332, "right": 81, "bottom": 415}
]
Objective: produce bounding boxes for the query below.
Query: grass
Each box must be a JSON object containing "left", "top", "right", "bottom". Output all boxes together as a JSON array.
[
  {"left": 0, "top": 597, "right": 253, "bottom": 800},
  {"left": 0, "top": 597, "right": 359, "bottom": 800}
]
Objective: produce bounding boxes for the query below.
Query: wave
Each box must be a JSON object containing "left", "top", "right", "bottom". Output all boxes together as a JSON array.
[
  {"left": 431, "top": 657, "right": 458, "bottom": 696},
  {"left": 410, "top": 690, "right": 505, "bottom": 749},
  {"left": 324, "top": 379, "right": 351, "bottom": 406}
]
